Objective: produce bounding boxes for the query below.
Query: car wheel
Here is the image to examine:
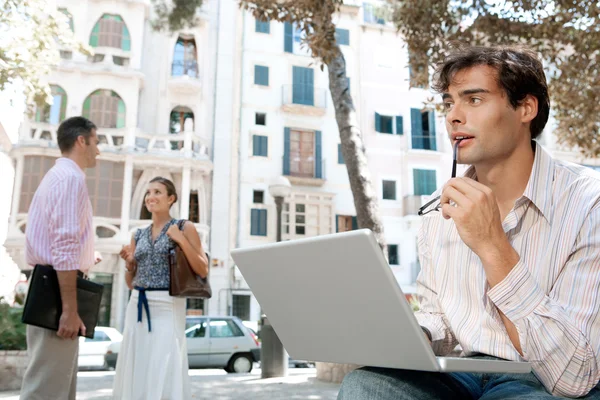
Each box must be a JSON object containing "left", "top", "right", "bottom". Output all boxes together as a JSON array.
[{"left": 227, "top": 354, "right": 253, "bottom": 374}]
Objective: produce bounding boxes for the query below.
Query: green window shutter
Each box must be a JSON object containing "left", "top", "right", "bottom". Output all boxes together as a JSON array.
[
  {"left": 351, "top": 216, "right": 358, "bottom": 230},
  {"left": 292, "top": 66, "right": 314, "bottom": 106},
  {"left": 388, "top": 244, "right": 399, "bottom": 265},
  {"left": 283, "top": 128, "right": 291, "bottom": 175},
  {"left": 338, "top": 144, "right": 344, "bottom": 164},
  {"left": 89, "top": 22, "right": 100, "bottom": 47},
  {"left": 261, "top": 136, "right": 268, "bottom": 156},
  {"left": 117, "top": 98, "right": 126, "bottom": 128},
  {"left": 255, "top": 18, "right": 270, "bottom": 34},
  {"left": 259, "top": 209, "right": 267, "bottom": 236},
  {"left": 252, "top": 135, "right": 260, "bottom": 156},
  {"left": 250, "top": 209, "right": 267, "bottom": 236},
  {"left": 427, "top": 110, "right": 436, "bottom": 150},
  {"left": 251, "top": 209, "right": 259, "bottom": 235},
  {"left": 396, "top": 116, "right": 403, "bottom": 135},
  {"left": 335, "top": 28, "right": 350, "bottom": 46},
  {"left": 411, "top": 108, "right": 423, "bottom": 149},
  {"left": 315, "top": 130, "right": 322, "bottom": 179},
  {"left": 60, "top": 92, "right": 67, "bottom": 121},
  {"left": 122, "top": 24, "right": 131, "bottom": 51},
  {"left": 284, "top": 22, "right": 293, "bottom": 53},
  {"left": 375, "top": 112, "right": 381, "bottom": 132},
  {"left": 253, "top": 135, "right": 268, "bottom": 157},
  {"left": 254, "top": 65, "right": 269, "bottom": 86},
  {"left": 82, "top": 96, "right": 91, "bottom": 119},
  {"left": 413, "top": 169, "right": 437, "bottom": 195}
]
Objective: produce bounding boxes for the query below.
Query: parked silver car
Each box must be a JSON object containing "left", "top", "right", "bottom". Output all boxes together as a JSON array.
[{"left": 105, "top": 316, "right": 260, "bottom": 373}]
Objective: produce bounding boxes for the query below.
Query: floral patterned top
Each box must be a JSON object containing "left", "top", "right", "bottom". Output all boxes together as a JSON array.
[{"left": 131, "top": 219, "right": 178, "bottom": 289}]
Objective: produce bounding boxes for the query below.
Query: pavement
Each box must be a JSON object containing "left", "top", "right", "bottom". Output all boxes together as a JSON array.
[{"left": 0, "top": 367, "right": 341, "bottom": 400}]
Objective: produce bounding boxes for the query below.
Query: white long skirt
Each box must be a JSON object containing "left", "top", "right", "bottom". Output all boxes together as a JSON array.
[{"left": 112, "top": 290, "right": 191, "bottom": 400}]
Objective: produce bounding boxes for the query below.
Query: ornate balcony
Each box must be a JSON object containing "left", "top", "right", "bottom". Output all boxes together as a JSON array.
[{"left": 19, "top": 122, "right": 209, "bottom": 160}]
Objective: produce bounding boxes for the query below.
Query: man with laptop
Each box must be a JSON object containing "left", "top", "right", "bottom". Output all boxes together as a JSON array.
[
  {"left": 232, "top": 44, "right": 600, "bottom": 399},
  {"left": 336, "top": 46, "right": 600, "bottom": 399}
]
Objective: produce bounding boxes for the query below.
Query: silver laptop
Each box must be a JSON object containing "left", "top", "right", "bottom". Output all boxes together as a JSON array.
[{"left": 231, "top": 229, "right": 530, "bottom": 374}]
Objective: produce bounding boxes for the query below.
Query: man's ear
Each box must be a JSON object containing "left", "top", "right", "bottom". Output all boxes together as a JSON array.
[
  {"left": 520, "top": 94, "right": 538, "bottom": 124},
  {"left": 75, "top": 135, "right": 87, "bottom": 147}
]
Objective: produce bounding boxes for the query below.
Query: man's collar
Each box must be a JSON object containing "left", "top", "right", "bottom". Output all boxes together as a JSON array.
[
  {"left": 57, "top": 157, "right": 86, "bottom": 178},
  {"left": 463, "top": 141, "right": 554, "bottom": 222}
]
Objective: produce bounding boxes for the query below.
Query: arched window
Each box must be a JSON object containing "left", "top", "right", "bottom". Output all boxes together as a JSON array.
[
  {"left": 82, "top": 90, "right": 126, "bottom": 129},
  {"left": 35, "top": 85, "right": 67, "bottom": 124},
  {"left": 89, "top": 14, "right": 131, "bottom": 51},
  {"left": 172, "top": 36, "right": 198, "bottom": 77},
  {"left": 169, "top": 106, "right": 194, "bottom": 134}
]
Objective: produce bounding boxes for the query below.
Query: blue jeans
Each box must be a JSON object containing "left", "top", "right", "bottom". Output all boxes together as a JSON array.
[{"left": 337, "top": 357, "right": 600, "bottom": 400}]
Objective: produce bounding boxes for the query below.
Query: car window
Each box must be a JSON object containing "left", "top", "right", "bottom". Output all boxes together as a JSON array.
[
  {"left": 185, "top": 321, "right": 207, "bottom": 338},
  {"left": 85, "top": 331, "right": 109, "bottom": 342},
  {"left": 209, "top": 319, "right": 245, "bottom": 338}
]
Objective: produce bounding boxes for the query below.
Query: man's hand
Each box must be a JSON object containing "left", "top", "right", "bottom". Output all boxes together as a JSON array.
[
  {"left": 57, "top": 311, "right": 86, "bottom": 340},
  {"left": 439, "top": 177, "right": 507, "bottom": 256},
  {"left": 94, "top": 251, "right": 103, "bottom": 265}
]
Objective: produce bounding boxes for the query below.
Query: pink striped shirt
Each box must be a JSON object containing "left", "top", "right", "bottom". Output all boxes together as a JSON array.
[
  {"left": 416, "top": 142, "right": 600, "bottom": 397},
  {"left": 25, "top": 158, "right": 94, "bottom": 273}
]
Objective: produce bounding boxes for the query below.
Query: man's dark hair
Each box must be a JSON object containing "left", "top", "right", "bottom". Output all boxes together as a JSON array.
[
  {"left": 57, "top": 116, "right": 97, "bottom": 153},
  {"left": 432, "top": 45, "right": 550, "bottom": 140},
  {"left": 148, "top": 176, "right": 178, "bottom": 208}
]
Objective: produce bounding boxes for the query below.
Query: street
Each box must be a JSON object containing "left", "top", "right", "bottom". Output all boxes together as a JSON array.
[{"left": 0, "top": 368, "right": 341, "bottom": 399}]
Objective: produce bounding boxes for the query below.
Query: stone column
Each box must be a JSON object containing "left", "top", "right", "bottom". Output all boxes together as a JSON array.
[
  {"left": 9, "top": 154, "right": 24, "bottom": 234},
  {"left": 180, "top": 165, "right": 191, "bottom": 220},
  {"left": 114, "top": 258, "right": 127, "bottom": 332},
  {"left": 120, "top": 156, "right": 134, "bottom": 239}
]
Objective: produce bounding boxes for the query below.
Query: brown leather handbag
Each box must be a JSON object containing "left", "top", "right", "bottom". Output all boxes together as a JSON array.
[{"left": 168, "top": 220, "right": 212, "bottom": 299}]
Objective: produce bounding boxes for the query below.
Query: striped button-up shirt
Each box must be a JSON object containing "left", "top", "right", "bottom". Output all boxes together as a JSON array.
[
  {"left": 416, "top": 142, "right": 600, "bottom": 397},
  {"left": 25, "top": 158, "right": 94, "bottom": 273}
]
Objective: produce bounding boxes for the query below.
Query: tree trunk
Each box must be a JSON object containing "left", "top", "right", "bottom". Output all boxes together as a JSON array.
[
  {"left": 327, "top": 47, "right": 387, "bottom": 251},
  {"left": 315, "top": 45, "right": 387, "bottom": 384}
]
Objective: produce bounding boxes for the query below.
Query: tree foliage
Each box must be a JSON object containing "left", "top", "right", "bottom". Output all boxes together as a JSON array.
[
  {"left": 0, "top": 0, "right": 89, "bottom": 108},
  {"left": 389, "top": 0, "right": 600, "bottom": 157}
]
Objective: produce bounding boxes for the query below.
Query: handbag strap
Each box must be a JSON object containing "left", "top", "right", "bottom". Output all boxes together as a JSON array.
[{"left": 177, "top": 219, "right": 186, "bottom": 231}]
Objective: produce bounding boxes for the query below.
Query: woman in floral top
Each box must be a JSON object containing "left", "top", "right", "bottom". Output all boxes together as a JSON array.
[{"left": 113, "top": 177, "right": 208, "bottom": 400}]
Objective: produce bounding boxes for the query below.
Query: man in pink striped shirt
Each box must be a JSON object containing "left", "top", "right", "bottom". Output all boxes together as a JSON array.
[
  {"left": 20, "top": 116, "right": 100, "bottom": 400},
  {"left": 339, "top": 46, "right": 600, "bottom": 399}
]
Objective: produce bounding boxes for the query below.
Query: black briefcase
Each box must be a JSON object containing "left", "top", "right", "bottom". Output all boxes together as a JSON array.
[{"left": 21, "top": 264, "right": 104, "bottom": 339}]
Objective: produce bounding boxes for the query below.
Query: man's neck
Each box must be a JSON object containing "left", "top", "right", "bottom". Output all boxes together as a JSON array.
[
  {"left": 473, "top": 142, "right": 535, "bottom": 217},
  {"left": 63, "top": 153, "right": 86, "bottom": 171}
]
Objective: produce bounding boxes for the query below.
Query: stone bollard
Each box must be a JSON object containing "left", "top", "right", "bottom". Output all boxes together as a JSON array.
[{"left": 316, "top": 362, "right": 360, "bottom": 384}]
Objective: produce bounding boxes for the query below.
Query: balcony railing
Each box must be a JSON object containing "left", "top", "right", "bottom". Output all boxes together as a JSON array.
[
  {"left": 282, "top": 156, "right": 327, "bottom": 185},
  {"left": 22, "top": 122, "right": 209, "bottom": 158},
  {"left": 282, "top": 84, "right": 327, "bottom": 109},
  {"left": 411, "top": 133, "right": 437, "bottom": 151},
  {"left": 10, "top": 214, "right": 210, "bottom": 249},
  {"left": 171, "top": 60, "right": 199, "bottom": 78}
]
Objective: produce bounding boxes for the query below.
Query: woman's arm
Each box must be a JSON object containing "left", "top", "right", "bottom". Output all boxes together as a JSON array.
[{"left": 124, "top": 235, "right": 137, "bottom": 290}]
